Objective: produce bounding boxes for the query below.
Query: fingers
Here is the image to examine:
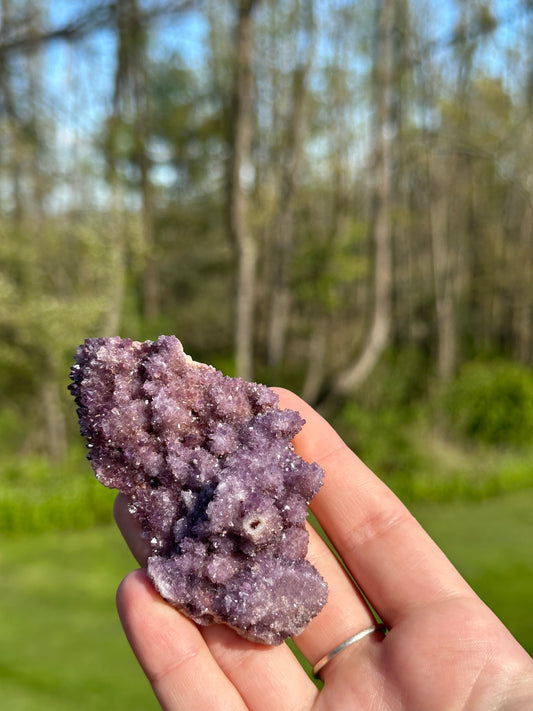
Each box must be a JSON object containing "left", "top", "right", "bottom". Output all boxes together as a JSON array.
[
  {"left": 113, "top": 471, "right": 377, "bottom": 677},
  {"left": 117, "top": 569, "right": 247, "bottom": 711},
  {"left": 200, "top": 624, "right": 318, "bottom": 711},
  {"left": 112, "top": 403, "right": 380, "bottom": 676},
  {"left": 114, "top": 499, "right": 318, "bottom": 711},
  {"left": 274, "top": 388, "right": 474, "bottom": 626},
  {"left": 293, "top": 524, "right": 377, "bottom": 668}
]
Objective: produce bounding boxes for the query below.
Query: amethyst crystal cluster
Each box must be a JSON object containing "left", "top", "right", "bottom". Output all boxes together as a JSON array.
[{"left": 69, "top": 335, "right": 328, "bottom": 644}]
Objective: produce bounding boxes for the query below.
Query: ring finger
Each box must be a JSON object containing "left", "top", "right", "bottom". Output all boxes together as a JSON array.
[{"left": 292, "top": 523, "right": 380, "bottom": 674}]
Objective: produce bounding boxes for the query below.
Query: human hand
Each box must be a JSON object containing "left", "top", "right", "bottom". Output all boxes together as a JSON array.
[{"left": 114, "top": 388, "right": 533, "bottom": 710}]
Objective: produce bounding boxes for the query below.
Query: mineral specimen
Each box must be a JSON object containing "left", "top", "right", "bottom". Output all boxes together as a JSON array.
[{"left": 69, "top": 335, "right": 328, "bottom": 644}]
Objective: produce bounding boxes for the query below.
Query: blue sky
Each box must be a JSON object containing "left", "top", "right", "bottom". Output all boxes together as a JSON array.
[
  {"left": 44, "top": 1, "right": 207, "bottom": 133},
  {"left": 40, "top": 1, "right": 208, "bottom": 209},
  {"left": 42, "top": 0, "right": 530, "bottom": 130}
]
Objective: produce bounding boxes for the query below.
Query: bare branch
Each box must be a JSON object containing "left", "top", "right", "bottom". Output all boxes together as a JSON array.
[{"left": 0, "top": 0, "right": 197, "bottom": 57}]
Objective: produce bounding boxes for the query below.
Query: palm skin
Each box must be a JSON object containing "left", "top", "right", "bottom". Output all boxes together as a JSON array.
[{"left": 114, "top": 388, "right": 533, "bottom": 711}]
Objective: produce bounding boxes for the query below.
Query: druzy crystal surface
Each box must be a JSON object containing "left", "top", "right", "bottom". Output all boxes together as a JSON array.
[{"left": 69, "top": 335, "right": 327, "bottom": 644}]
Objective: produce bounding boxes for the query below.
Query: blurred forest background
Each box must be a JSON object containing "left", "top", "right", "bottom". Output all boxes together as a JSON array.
[
  {"left": 2, "top": 0, "right": 533, "bottom": 514},
  {"left": 1, "top": 0, "right": 533, "bottom": 707}
]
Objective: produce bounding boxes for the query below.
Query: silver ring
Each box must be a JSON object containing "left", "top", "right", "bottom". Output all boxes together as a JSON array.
[{"left": 312, "top": 623, "right": 387, "bottom": 678}]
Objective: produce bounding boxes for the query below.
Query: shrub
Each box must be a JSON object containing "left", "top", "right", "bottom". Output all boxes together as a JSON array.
[
  {"left": 442, "top": 360, "right": 533, "bottom": 446},
  {"left": 335, "top": 402, "right": 420, "bottom": 478},
  {"left": 0, "top": 447, "right": 114, "bottom": 534}
]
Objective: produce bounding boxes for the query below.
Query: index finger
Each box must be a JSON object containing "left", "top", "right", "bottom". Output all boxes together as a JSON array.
[{"left": 274, "top": 388, "right": 473, "bottom": 626}]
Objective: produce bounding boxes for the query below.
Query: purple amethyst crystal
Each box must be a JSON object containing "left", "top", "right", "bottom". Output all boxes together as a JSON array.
[{"left": 69, "top": 335, "right": 328, "bottom": 644}]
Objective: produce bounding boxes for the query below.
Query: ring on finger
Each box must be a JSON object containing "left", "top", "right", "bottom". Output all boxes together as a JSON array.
[{"left": 312, "top": 623, "right": 387, "bottom": 678}]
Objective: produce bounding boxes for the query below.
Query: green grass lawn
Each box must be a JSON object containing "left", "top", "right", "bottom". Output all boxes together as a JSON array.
[
  {"left": 1, "top": 489, "right": 531, "bottom": 710},
  {"left": 0, "top": 526, "right": 159, "bottom": 711},
  {"left": 411, "top": 488, "right": 533, "bottom": 656}
]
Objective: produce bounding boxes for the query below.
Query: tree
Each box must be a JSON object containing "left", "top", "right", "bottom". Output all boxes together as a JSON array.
[
  {"left": 227, "top": 0, "right": 261, "bottom": 379},
  {"left": 334, "top": 0, "right": 399, "bottom": 394},
  {"left": 265, "top": 0, "right": 315, "bottom": 371},
  {"left": 107, "top": 0, "right": 158, "bottom": 320}
]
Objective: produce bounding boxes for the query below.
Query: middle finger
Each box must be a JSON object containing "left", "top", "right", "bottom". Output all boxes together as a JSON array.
[{"left": 292, "top": 524, "right": 378, "bottom": 671}]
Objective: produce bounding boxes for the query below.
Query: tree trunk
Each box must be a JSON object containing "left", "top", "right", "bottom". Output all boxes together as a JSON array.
[
  {"left": 301, "top": 317, "right": 328, "bottom": 404},
  {"left": 229, "top": 0, "right": 259, "bottom": 379},
  {"left": 515, "top": 202, "right": 533, "bottom": 363},
  {"left": 267, "top": 0, "right": 314, "bottom": 369},
  {"left": 104, "top": 182, "right": 127, "bottom": 335},
  {"left": 334, "top": 0, "right": 395, "bottom": 394},
  {"left": 428, "top": 154, "right": 457, "bottom": 381},
  {"left": 42, "top": 377, "right": 67, "bottom": 462},
  {"left": 114, "top": 0, "right": 158, "bottom": 320},
  {"left": 137, "top": 125, "right": 158, "bottom": 320}
]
